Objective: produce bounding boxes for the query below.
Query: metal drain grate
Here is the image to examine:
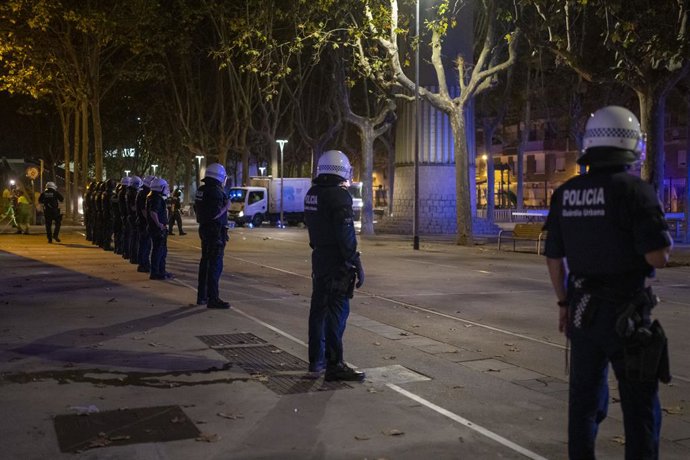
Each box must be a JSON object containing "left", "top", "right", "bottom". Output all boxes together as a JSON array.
[
  {"left": 53, "top": 405, "right": 200, "bottom": 453},
  {"left": 215, "top": 345, "right": 307, "bottom": 372},
  {"left": 264, "top": 375, "right": 351, "bottom": 395},
  {"left": 197, "top": 332, "right": 267, "bottom": 347},
  {"left": 197, "top": 333, "right": 353, "bottom": 395}
]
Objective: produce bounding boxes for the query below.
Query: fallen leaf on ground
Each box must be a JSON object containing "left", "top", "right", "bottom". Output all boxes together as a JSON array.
[
  {"left": 196, "top": 432, "right": 220, "bottom": 443},
  {"left": 354, "top": 435, "right": 370, "bottom": 441},
  {"left": 217, "top": 412, "right": 244, "bottom": 420},
  {"left": 611, "top": 435, "right": 625, "bottom": 445},
  {"left": 662, "top": 406, "right": 683, "bottom": 415},
  {"left": 382, "top": 429, "right": 405, "bottom": 436}
]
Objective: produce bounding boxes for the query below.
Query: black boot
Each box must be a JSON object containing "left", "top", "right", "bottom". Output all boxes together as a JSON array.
[{"left": 325, "top": 364, "right": 365, "bottom": 382}]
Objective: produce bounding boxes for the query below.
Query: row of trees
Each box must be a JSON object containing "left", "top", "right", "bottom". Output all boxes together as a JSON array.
[{"left": 1, "top": 1, "right": 688, "bottom": 244}]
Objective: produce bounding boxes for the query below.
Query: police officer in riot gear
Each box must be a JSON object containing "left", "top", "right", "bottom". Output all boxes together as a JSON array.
[
  {"left": 84, "top": 181, "right": 95, "bottom": 242},
  {"left": 544, "top": 106, "right": 673, "bottom": 459},
  {"left": 147, "top": 177, "right": 173, "bottom": 280},
  {"left": 101, "top": 179, "right": 116, "bottom": 251},
  {"left": 126, "top": 176, "right": 142, "bottom": 265},
  {"left": 304, "top": 150, "right": 365, "bottom": 382},
  {"left": 111, "top": 180, "right": 123, "bottom": 254},
  {"left": 167, "top": 188, "right": 186, "bottom": 235},
  {"left": 136, "top": 175, "right": 155, "bottom": 272},
  {"left": 194, "top": 163, "right": 231, "bottom": 309},
  {"left": 118, "top": 177, "right": 131, "bottom": 259},
  {"left": 38, "top": 182, "right": 64, "bottom": 243}
]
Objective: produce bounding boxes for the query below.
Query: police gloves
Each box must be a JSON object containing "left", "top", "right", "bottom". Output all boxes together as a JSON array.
[{"left": 354, "top": 252, "right": 364, "bottom": 288}]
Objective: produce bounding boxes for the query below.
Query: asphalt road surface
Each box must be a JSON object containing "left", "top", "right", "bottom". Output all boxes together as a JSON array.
[{"left": 1, "top": 224, "right": 688, "bottom": 459}]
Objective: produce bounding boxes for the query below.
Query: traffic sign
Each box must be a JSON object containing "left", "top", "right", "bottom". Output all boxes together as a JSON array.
[{"left": 26, "top": 166, "right": 39, "bottom": 180}]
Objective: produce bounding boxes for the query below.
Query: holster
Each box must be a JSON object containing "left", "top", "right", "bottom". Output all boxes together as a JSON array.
[
  {"left": 623, "top": 319, "right": 671, "bottom": 383},
  {"left": 328, "top": 263, "right": 357, "bottom": 298}
]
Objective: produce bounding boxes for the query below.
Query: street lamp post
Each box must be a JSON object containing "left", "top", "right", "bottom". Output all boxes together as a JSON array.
[
  {"left": 195, "top": 155, "right": 204, "bottom": 188},
  {"left": 276, "top": 139, "right": 288, "bottom": 228},
  {"left": 151, "top": 164, "right": 158, "bottom": 176},
  {"left": 413, "top": 0, "right": 421, "bottom": 250},
  {"left": 124, "top": 170, "right": 131, "bottom": 177}
]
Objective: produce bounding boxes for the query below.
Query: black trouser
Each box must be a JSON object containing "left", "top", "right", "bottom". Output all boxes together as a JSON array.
[
  {"left": 169, "top": 210, "right": 183, "bottom": 234},
  {"left": 127, "top": 216, "right": 139, "bottom": 264},
  {"left": 44, "top": 213, "right": 62, "bottom": 241},
  {"left": 137, "top": 226, "right": 151, "bottom": 269},
  {"left": 308, "top": 276, "right": 349, "bottom": 372},
  {"left": 150, "top": 229, "right": 168, "bottom": 277},
  {"left": 197, "top": 234, "right": 225, "bottom": 302}
]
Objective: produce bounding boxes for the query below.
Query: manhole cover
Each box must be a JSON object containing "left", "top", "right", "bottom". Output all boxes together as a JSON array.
[
  {"left": 54, "top": 405, "right": 200, "bottom": 453},
  {"left": 197, "top": 332, "right": 267, "bottom": 347},
  {"left": 198, "top": 333, "right": 353, "bottom": 395},
  {"left": 215, "top": 345, "right": 307, "bottom": 372}
]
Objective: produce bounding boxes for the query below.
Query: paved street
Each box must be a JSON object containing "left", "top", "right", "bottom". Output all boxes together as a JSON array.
[{"left": 1, "top": 221, "right": 689, "bottom": 459}]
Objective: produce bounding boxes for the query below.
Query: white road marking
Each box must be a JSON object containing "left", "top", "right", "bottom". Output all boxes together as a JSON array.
[
  {"left": 386, "top": 383, "right": 549, "bottom": 460},
  {"left": 175, "top": 272, "right": 548, "bottom": 459},
  {"left": 215, "top": 254, "right": 566, "bottom": 350}
]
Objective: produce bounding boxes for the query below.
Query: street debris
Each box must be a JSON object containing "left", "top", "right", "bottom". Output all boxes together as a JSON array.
[{"left": 195, "top": 432, "right": 221, "bottom": 442}]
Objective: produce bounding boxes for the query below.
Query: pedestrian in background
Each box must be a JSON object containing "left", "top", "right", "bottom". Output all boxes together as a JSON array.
[
  {"left": 167, "top": 187, "right": 186, "bottom": 235},
  {"left": 303, "top": 150, "right": 365, "bottom": 382},
  {"left": 544, "top": 106, "right": 673, "bottom": 459},
  {"left": 147, "top": 177, "right": 173, "bottom": 280},
  {"left": 38, "top": 181, "right": 63, "bottom": 243},
  {"left": 14, "top": 189, "right": 31, "bottom": 234},
  {"left": 194, "top": 163, "right": 231, "bottom": 309}
]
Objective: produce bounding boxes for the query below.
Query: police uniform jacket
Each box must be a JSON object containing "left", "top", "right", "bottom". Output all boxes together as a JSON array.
[
  {"left": 146, "top": 191, "right": 168, "bottom": 231},
  {"left": 117, "top": 186, "right": 128, "bottom": 220},
  {"left": 38, "top": 189, "right": 63, "bottom": 218},
  {"left": 194, "top": 177, "right": 228, "bottom": 243},
  {"left": 544, "top": 165, "right": 671, "bottom": 292},
  {"left": 125, "top": 187, "right": 138, "bottom": 220},
  {"left": 304, "top": 174, "right": 358, "bottom": 278},
  {"left": 135, "top": 187, "right": 150, "bottom": 228}
]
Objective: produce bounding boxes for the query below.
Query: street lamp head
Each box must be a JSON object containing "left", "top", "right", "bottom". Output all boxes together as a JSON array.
[{"left": 124, "top": 170, "right": 131, "bottom": 177}]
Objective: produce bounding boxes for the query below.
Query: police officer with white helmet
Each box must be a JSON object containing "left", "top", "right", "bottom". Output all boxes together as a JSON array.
[
  {"left": 38, "top": 181, "right": 64, "bottom": 243},
  {"left": 304, "top": 150, "right": 365, "bottom": 382},
  {"left": 194, "top": 163, "right": 232, "bottom": 309},
  {"left": 147, "top": 177, "right": 173, "bottom": 280},
  {"left": 544, "top": 106, "right": 673, "bottom": 459}
]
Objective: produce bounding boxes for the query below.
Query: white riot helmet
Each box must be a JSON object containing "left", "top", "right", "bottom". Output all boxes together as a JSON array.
[
  {"left": 316, "top": 150, "right": 352, "bottom": 181},
  {"left": 143, "top": 175, "right": 156, "bottom": 188},
  {"left": 150, "top": 177, "right": 169, "bottom": 196},
  {"left": 46, "top": 182, "right": 57, "bottom": 190},
  {"left": 121, "top": 176, "right": 131, "bottom": 186},
  {"left": 204, "top": 163, "right": 227, "bottom": 184},
  {"left": 129, "top": 175, "right": 143, "bottom": 189},
  {"left": 579, "top": 106, "right": 645, "bottom": 166}
]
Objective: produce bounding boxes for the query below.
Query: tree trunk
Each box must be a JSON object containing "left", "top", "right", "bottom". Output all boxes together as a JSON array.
[
  {"left": 517, "top": 73, "right": 531, "bottom": 211},
  {"left": 638, "top": 88, "right": 666, "bottom": 202},
  {"left": 183, "top": 159, "right": 192, "bottom": 208},
  {"left": 91, "top": 98, "right": 103, "bottom": 180},
  {"left": 58, "top": 103, "right": 72, "bottom": 219},
  {"left": 72, "top": 108, "right": 81, "bottom": 220},
  {"left": 451, "top": 111, "right": 473, "bottom": 245},
  {"left": 360, "top": 124, "right": 375, "bottom": 236},
  {"left": 482, "top": 126, "right": 495, "bottom": 224},
  {"left": 81, "top": 99, "right": 89, "bottom": 187},
  {"left": 685, "top": 89, "right": 690, "bottom": 243}
]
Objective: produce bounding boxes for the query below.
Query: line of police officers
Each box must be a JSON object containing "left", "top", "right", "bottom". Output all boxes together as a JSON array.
[{"left": 83, "top": 175, "right": 172, "bottom": 280}]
